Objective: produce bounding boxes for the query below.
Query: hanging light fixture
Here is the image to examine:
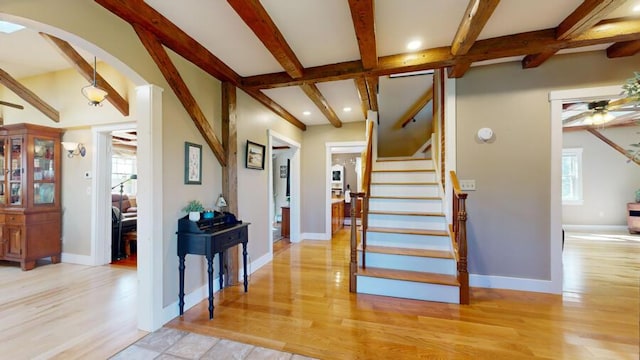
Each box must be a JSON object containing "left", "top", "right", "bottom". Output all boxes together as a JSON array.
[
  {"left": 81, "top": 56, "right": 108, "bottom": 106},
  {"left": 585, "top": 100, "right": 614, "bottom": 125}
]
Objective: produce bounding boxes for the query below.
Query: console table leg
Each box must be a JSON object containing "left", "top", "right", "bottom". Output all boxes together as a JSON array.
[
  {"left": 242, "top": 242, "right": 248, "bottom": 292},
  {"left": 207, "top": 255, "right": 214, "bottom": 319},
  {"left": 178, "top": 255, "right": 185, "bottom": 316},
  {"left": 219, "top": 251, "right": 224, "bottom": 290}
]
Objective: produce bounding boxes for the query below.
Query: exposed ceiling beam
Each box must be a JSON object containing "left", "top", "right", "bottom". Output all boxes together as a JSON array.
[
  {"left": 244, "top": 89, "right": 306, "bottom": 131},
  {"left": 451, "top": 0, "right": 500, "bottom": 56},
  {"left": 348, "top": 0, "right": 377, "bottom": 69},
  {"left": 133, "top": 24, "right": 226, "bottom": 166},
  {"left": 96, "top": 0, "right": 306, "bottom": 130},
  {"left": 0, "top": 100, "right": 24, "bottom": 110},
  {"left": 447, "top": 61, "right": 472, "bottom": 79},
  {"left": 522, "top": 0, "right": 625, "bottom": 69},
  {"left": 556, "top": 0, "right": 626, "bottom": 40},
  {"left": 354, "top": 77, "right": 370, "bottom": 118},
  {"left": 607, "top": 40, "right": 640, "bottom": 58},
  {"left": 243, "top": 17, "right": 640, "bottom": 89},
  {"left": 397, "top": 86, "right": 434, "bottom": 129},
  {"left": 300, "top": 83, "right": 342, "bottom": 128},
  {"left": 587, "top": 128, "right": 640, "bottom": 165},
  {"left": 365, "top": 75, "right": 379, "bottom": 112},
  {"left": 0, "top": 68, "right": 59, "bottom": 122},
  {"left": 40, "top": 33, "right": 130, "bottom": 116},
  {"left": 227, "top": 0, "right": 303, "bottom": 78},
  {"left": 563, "top": 120, "right": 637, "bottom": 132}
]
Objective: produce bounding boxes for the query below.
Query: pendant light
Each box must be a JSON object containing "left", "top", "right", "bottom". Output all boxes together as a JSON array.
[{"left": 81, "top": 56, "right": 108, "bottom": 106}]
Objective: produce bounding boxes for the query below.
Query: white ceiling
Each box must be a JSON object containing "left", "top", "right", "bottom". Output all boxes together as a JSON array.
[{"left": 0, "top": 0, "right": 639, "bottom": 128}]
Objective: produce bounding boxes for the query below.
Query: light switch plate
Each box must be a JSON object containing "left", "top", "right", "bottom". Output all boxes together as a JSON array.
[{"left": 459, "top": 179, "right": 476, "bottom": 191}]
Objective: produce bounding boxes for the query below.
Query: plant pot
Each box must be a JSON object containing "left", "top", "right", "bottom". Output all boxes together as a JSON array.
[{"left": 189, "top": 211, "right": 201, "bottom": 222}]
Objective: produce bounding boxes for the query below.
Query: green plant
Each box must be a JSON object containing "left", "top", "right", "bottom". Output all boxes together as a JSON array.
[
  {"left": 623, "top": 72, "right": 640, "bottom": 100},
  {"left": 182, "top": 200, "right": 204, "bottom": 213}
]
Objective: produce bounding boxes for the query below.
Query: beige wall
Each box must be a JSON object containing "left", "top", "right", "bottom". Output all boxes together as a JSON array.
[
  {"left": 301, "top": 122, "right": 365, "bottom": 234},
  {"left": 563, "top": 126, "right": 640, "bottom": 225},
  {"left": 456, "top": 51, "right": 640, "bottom": 280}
]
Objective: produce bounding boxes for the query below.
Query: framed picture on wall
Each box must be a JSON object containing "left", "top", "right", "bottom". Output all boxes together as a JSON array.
[
  {"left": 184, "top": 142, "right": 202, "bottom": 184},
  {"left": 246, "top": 140, "right": 265, "bottom": 170}
]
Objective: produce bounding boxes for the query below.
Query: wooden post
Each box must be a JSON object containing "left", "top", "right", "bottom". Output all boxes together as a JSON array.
[
  {"left": 349, "top": 192, "right": 362, "bottom": 293},
  {"left": 457, "top": 195, "right": 469, "bottom": 304},
  {"left": 222, "top": 82, "right": 238, "bottom": 286}
]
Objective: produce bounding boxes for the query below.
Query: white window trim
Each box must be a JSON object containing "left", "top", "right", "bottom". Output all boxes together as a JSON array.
[{"left": 562, "top": 147, "right": 583, "bottom": 206}]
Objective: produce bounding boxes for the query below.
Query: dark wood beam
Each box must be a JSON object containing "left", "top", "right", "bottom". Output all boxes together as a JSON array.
[
  {"left": 607, "top": 40, "right": 640, "bottom": 58},
  {"left": 398, "top": 86, "right": 434, "bottom": 128},
  {"left": 133, "top": 25, "right": 226, "bottom": 166},
  {"left": 227, "top": 0, "right": 304, "bottom": 78},
  {"left": 0, "top": 100, "right": 23, "bottom": 110},
  {"left": 221, "top": 82, "right": 239, "bottom": 286},
  {"left": 447, "top": 61, "right": 472, "bottom": 78},
  {"left": 522, "top": 49, "right": 557, "bottom": 69},
  {"left": 348, "top": 0, "right": 377, "bottom": 69},
  {"left": 365, "top": 75, "right": 379, "bottom": 112},
  {"left": 300, "top": 83, "right": 342, "bottom": 128},
  {"left": 354, "top": 77, "right": 370, "bottom": 118},
  {"left": 587, "top": 128, "right": 640, "bottom": 165},
  {"left": 244, "top": 89, "right": 306, "bottom": 131},
  {"left": 0, "top": 68, "right": 59, "bottom": 122},
  {"left": 556, "top": 0, "right": 626, "bottom": 40},
  {"left": 40, "top": 33, "right": 130, "bottom": 116},
  {"left": 451, "top": 0, "right": 500, "bottom": 56},
  {"left": 243, "top": 17, "right": 640, "bottom": 89}
]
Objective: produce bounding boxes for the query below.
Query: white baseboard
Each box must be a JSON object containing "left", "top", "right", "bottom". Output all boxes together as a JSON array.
[
  {"left": 163, "top": 282, "right": 213, "bottom": 324},
  {"left": 470, "top": 274, "right": 560, "bottom": 294},
  {"left": 562, "top": 224, "right": 628, "bottom": 232},
  {"left": 302, "top": 232, "right": 330, "bottom": 240},
  {"left": 242, "top": 252, "right": 272, "bottom": 278},
  {"left": 61, "top": 252, "right": 94, "bottom": 266}
]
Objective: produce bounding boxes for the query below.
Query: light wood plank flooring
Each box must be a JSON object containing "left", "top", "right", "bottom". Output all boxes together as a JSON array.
[
  {"left": 0, "top": 261, "right": 145, "bottom": 359},
  {"left": 167, "top": 229, "right": 640, "bottom": 359}
]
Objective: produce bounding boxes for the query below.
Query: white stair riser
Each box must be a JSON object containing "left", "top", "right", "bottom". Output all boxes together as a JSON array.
[
  {"left": 359, "top": 252, "right": 456, "bottom": 275},
  {"left": 357, "top": 276, "right": 460, "bottom": 303},
  {"left": 370, "top": 184, "right": 439, "bottom": 197},
  {"left": 369, "top": 198, "right": 443, "bottom": 213},
  {"left": 368, "top": 214, "right": 446, "bottom": 231},
  {"left": 366, "top": 231, "right": 451, "bottom": 251},
  {"left": 374, "top": 160, "right": 433, "bottom": 171},
  {"left": 372, "top": 171, "right": 436, "bottom": 183}
]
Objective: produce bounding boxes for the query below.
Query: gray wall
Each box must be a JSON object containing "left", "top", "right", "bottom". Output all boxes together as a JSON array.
[
  {"left": 456, "top": 51, "right": 640, "bottom": 280},
  {"left": 301, "top": 122, "right": 365, "bottom": 234},
  {"left": 563, "top": 127, "right": 640, "bottom": 225}
]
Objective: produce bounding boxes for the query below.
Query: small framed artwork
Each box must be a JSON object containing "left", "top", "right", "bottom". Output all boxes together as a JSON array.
[
  {"left": 246, "top": 140, "right": 265, "bottom": 170},
  {"left": 184, "top": 142, "right": 202, "bottom": 184}
]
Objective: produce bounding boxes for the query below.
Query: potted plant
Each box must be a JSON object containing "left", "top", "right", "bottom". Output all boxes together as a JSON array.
[{"left": 183, "top": 200, "right": 204, "bottom": 221}]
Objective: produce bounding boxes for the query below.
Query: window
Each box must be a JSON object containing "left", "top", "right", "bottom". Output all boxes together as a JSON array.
[
  {"left": 112, "top": 155, "right": 137, "bottom": 195},
  {"left": 562, "top": 148, "right": 583, "bottom": 205}
]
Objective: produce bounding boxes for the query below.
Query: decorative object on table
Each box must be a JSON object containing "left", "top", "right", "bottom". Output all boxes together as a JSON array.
[
  {"left": 184, "top": 142, "right": 202, "bottom": 184},
  {"left": 203, "top": 209, "right": 215, "bottom": 219},
  {"left": 245, "top": 140, "right": 265, "bottom": 170},
  {"left": 216, "top": 193, "right": 227, "bottom": 212},
  {"left": 183, "top": 199, "right": 204, "bottom": 221}
]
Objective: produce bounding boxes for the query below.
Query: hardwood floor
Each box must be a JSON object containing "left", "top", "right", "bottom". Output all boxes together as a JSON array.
[
  {"left": 167, "top": 229, "right": 640, "bottom": 359},
  {"left": 0, "top": 260, "right": 145, "bottom": 359}
]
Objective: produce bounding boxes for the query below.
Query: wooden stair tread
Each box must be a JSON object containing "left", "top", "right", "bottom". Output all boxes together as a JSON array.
[
  {"left": 358, "top": 244, "right": 454, "bottom": 259},
  {"left": 357, "top": 266, "right": 459, "bottom": 286},
  {"left": 369, "top": 210, "right": 444, "bottom": 217},
  {"left": 370, "top": 195, "right": 440, "bottom": 200},
  {"left": 367, "top": 227, "right": 449, "bottom": 237},
  {"left": 371, "top": 182, "right": 437, "bottom": 185},
  {"left": 372, "top": 169, "right": 434, "bottom": 173}
]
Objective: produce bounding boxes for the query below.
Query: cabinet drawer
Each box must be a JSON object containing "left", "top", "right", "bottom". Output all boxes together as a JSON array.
[
  {"left": 216, "top": 227, "right": 246, "bottom": 250},
  {"left": 5, "top": 214, "right": 24, "bottom": 225}
]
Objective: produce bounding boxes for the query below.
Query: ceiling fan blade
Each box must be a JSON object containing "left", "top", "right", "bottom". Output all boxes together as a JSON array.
[{"left": 0, "top": 100, "right": 24, "bottom": 110}]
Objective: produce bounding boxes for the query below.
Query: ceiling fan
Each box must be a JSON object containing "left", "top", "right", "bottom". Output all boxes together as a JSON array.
[{"left": 0, "top": 100, "right": 24, "bottom": 110}]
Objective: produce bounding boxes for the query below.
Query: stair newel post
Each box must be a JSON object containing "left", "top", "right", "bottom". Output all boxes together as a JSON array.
[
  {"left": 349, "top": 192, "right": 360, "bottom": 293},
  {"left": 457, "top": 193, "right": 469, "bottom": 304}
]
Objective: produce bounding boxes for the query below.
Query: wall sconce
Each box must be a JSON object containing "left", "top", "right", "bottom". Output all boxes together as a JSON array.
[
  {"left": 81, "top": 56, "right": 108, "bottom": 106},
  {"left": 61, "top": 142, "right": 86, "bottom": 158}
]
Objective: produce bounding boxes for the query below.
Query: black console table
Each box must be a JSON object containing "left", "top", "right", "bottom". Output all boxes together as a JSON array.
[{"left": 177, "top": 216, "right": 249, "bottom": 319}]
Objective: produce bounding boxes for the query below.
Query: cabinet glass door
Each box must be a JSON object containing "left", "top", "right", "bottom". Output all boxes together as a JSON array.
[
  {"left": 9, "top": 137, "right": 21, "bottom": 205},
  {"left": 0, "top": 140, "right": 5, "bottom": 204},
  {"left": 33, "top": 138, "right": 55, "bottom": 205}
]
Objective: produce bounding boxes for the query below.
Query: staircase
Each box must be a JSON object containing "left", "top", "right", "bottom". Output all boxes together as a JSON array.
[{"left": 354, "top": 157, "right": 462, "bottom": 304}]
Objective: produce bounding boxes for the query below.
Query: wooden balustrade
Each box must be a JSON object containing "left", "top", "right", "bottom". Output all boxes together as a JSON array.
[{"left": 450, "top": 171, "right": 469, "bottom": 304}]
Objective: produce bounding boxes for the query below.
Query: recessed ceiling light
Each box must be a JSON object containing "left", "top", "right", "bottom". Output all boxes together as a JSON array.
[
  {"left": 634, "top": 4, "right": 640, "bottom": 12},
  {"left": 0, "top": 20, "right": 25, "bottom": 34},
  {"left": 343, "top": 107, "right": 352, "bottom": 112},
  {"left": 407, "top": 40, "right": 421, "bottom": 51},
  {"left": 303, "top": 111, "right": 311, "bottom": 116}
]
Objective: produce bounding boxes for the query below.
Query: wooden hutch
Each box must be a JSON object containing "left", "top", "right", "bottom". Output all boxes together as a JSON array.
[{"left": 0, "top": 123, "right": 63, "bottom": 270}]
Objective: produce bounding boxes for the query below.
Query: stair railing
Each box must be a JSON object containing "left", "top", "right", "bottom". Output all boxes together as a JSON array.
[
  {"left": 449, "top": 171, "right": 469, "bottom": 304},
  {"left": 350, "top": 120, "right": 374, "bottom": 292}
]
